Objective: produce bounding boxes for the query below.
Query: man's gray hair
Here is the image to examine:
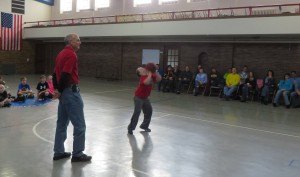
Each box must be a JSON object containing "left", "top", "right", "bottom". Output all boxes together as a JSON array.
[{"left": 64, "top": 34, "right": 77, "bottom": 45}]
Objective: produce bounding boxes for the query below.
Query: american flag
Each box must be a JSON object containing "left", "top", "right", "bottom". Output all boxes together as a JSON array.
[{"left": 0, "top": 12, "right": 23, "bottom": 51}]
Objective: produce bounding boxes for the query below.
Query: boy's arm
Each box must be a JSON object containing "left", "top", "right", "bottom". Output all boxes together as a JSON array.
[{"left": 143, "top": 72, "right": 153, "bottom": 85}]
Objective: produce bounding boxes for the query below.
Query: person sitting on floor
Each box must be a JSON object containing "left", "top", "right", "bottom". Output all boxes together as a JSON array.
[
  {"left": 16, "top": 77, "right": 34, "bottom": 102},
  {"left": 223, "top": 67, "right": 240, "bottom": 101},
  {"left": 162, "top": 65, "right": 174, "bottom": 92},
  {"left": 176, "top": 66, "right": 193, "bottom": 94},
  {"left": 240, "top": 71, "right": 256, "bottom": 102},
  {"left": 260, "top": 70, "right": 276, "bottom": 105},
  {"left": 47, "top": 75, "right": 55, "bottom": 97},
  {"left": 209, "top": 67, "right": 221, "bottom": 87},
  {"left": 194, "top": 68, "right": 207, "bottom": 96},
  {"left": 290, "top": 78, "right": 300, "bottom": 108},
  {"left": 0, "top": 84, "right": 11, "bottom": 108},
  {"left": 273, "top": 73, "right": 294, "bottom": 108},
  {"left": 37, "top": 75, "right": 52, "bottom": 100}
]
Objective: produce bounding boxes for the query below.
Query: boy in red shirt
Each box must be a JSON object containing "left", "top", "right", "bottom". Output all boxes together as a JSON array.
[{"left": 128, "top": 63, "right": 162, "bottom": 134}]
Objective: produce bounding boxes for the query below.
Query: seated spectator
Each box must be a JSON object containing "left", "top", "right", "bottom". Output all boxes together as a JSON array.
[
  {"left": 194, "top": 68, "right": 207, "bottom": 96},
  {"left": 193, "top": 65, "right": 202, "bottom": 77},
  {"left": 176, "top": 66, "right": 193, "bottom": 94},
  {"left": 239, "top": 65, "right": 248, "bottom": 84},
  {"left": 273, "top": 73, "right": 293, "bottom": 108},
  {"left": 16, "top": 77, "right": 34, "bottom": 102},
  {"left": 162, "top": 65, "right": 174, "bottom": 92},
  {"left": 240, "top": 71, "right": 256, "bottom": 102},
  {"left": 37, "top": 75, "right": 52, "bottom": 100},
  {"left": 209, "top": 68, "right": 221, "bottom": 87},
  {"left": 291, "top": 71, "right": 297, "bottom": 81},
  {"left": 290, "top": 78, "right": 300, "bottom": 108},
  {"left": 261, "top": 70, "right": 276, "bottom": 105},
  {"left": 47, "top": 75, "right": 55, "bottom": 96},
  {"left": 223, "top": 68, "right": 232, "bottom": 80},
  {"left": 173, "top": 65, "right": 181, "bottom": 93},
  {"left": 0, "top": 84, "right": 11, "bottom": 107},
  {"left": 223, "top": 67, "right": 240, "bottom": 100},
  {"left": 156, "top": 64, "right": 164, "bottom": 91}
]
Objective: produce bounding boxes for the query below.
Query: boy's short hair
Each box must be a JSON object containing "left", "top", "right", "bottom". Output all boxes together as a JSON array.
[
  {"left": 20, "top": 77, "right": 27, "bottom": 81},
  {"left": 40, "top": 75, "right": 46, "bottom": 79}
]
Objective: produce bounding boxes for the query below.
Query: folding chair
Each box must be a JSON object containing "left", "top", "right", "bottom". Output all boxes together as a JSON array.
[{"left": 209, "top": 85, "right": 222, "bottom": 97}]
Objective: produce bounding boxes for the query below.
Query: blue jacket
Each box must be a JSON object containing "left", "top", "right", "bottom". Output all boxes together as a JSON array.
[
  {"left": 278, "top": 79, "right": 293, "bottom": 91},
  {"left": 195, "top": 73, "right": 207, "bottom": 84}
]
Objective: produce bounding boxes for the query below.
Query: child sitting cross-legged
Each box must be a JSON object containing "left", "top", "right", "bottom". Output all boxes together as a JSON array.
[
  {"left": 37, "top": 75, "right": 52, "bottom": 100},
  {"left": 0, "top": 84, "right": 12, "bottom": 107},
  {"left": 15, "top": 77, "right": 34, "bottom": 102}
]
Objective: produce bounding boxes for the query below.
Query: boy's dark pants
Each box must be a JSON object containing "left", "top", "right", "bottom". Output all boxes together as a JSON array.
[{"left": 128, "top": 96, "right": 152, "bottom": 131}]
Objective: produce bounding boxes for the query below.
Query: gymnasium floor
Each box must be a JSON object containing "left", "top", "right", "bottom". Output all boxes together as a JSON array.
[{"left": 1, "top": 75, "right": 300, "bottom": 177}]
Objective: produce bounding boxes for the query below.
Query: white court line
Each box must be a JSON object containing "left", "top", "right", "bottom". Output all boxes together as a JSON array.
[
  {"left": 155, "top": 111, "right": 300, "bottom": 139},
  {"left": 32, "top": 115, "right": 56, "bottom": 144},
  {"left": 76, "top": 106, "right": 300, "bottom": 139},
  {"left": 94, "top": 89, "right": 132, "bottom": 94}
]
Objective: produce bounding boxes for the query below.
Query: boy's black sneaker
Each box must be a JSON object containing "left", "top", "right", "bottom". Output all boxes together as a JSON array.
[
  {"left": 71, "top": 154, "right": 92, "bottom": 162},
  {"left": 53, "top": 152, "right": 71, "bottom": 161},
  {"left": 140, "top": 126, "right": 151, "bottom": 132}
]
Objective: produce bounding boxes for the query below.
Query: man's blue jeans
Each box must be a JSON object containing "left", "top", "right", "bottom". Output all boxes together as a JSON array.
[
  {"left": 274, "top": 89, "right": 290, "bottom": 106},
  {"left": 223, "top": 86, "right": 238, "bottom": 97},
  {"left": 54, "top": 87, "right": 86, "bottom": 157}
]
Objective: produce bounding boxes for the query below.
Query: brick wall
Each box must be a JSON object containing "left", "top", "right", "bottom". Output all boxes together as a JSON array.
[
  {"left": 40, "top": 42, "right": 300, "bottom": 81},
  {"left": 0, "top": 41, "right": 35, "bottom": 74}
]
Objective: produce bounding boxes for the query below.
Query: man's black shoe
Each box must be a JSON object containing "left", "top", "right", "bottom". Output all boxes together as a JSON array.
[
  {"left": 53, "top": 152, "right": 71, "bottom": 161},
  {"left": 273, "top": 103, "right": 277, "bottom": 107},
  {"left": 128, "top": 129, "right": 133, "bottom": 134},
  {"left": 71, "top": 154, "right": 92, "bottom": 162}
]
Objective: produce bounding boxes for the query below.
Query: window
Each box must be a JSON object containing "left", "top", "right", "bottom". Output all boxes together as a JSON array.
[
  {"left": 60, "top": 0, "right": 72, "bottom": 13},
  {"left": 159, "top": 0, "right": 178, "bottom": 5},
  {"left": 77, "top": 0, "right": 90, "bottom": 11},
  {"left": 95, "top": 0, "right": 110, "bottom": 9},
  {"left": 134, "top": 0, "right": 151, "bottom": 7},
  {"left": 167, "top": 49, "right": 179, "bottom": 67}
]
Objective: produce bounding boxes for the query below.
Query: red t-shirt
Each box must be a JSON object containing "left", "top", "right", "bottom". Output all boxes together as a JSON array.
[
  {"left": 135, "top": 74, "right": 157, "bottom": 99},
  {"left": 54, "top": 46, "right": 79, "bottom": 84}
]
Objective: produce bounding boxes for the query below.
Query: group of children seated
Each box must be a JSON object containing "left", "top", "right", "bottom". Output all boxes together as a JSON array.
[
  {"left": 156, "top": 64, "right": 300, "bottom": 109},
  {"left": 0, "top": 75, "right": 54, "bottom": 108}
]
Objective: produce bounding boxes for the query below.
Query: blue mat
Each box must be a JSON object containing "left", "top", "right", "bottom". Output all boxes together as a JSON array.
[{"left": 11, "top": 98, "right": 52, "bottom": 107}]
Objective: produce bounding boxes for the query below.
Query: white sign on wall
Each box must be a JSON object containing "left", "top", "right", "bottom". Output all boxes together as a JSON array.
[{"left": 142, "top": 49, "right": 160, "bottom": 64}]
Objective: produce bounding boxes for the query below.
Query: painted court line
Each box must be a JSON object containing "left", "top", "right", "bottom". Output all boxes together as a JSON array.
[
  {"left": 156, "top": 111, "right": 300, "bottom": 139},
  {"left": 32, "top": 115, "right": 56, "bottom": 144},
  {"left": 84, "top": 106, "right": 300, "bottom": 139}
]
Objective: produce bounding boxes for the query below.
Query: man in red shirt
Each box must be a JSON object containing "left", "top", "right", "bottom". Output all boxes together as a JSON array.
[
  {"left": 52, "top": 34, "right": 92, "bottom": 162},
  {"left": 128, "top": 63, "right": 162, "bottom": 134}
]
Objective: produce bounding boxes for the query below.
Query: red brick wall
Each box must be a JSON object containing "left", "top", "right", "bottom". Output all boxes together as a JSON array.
[
  {"left": 40, "top": 42, "right": 300, "bottom": 81},
  {"left": 0, "top": 41, "right": 35, "bottom": 74}
]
